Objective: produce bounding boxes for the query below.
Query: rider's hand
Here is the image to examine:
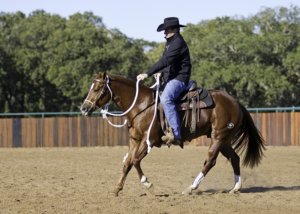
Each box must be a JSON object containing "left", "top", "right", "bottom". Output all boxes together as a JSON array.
[
  {"left": 137, "top": 73, "right": 148, "bottom": 81},
  {"left": 154, "top": 73, "right": 161, "bottom": 79}
]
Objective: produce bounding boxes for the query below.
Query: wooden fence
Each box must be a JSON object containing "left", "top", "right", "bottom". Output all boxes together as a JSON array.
[
  {"left": 0, "top": 112, "right": 299, "bottom": 147},
  {"left": 0, "top": 116, "right": 128, "bottom": 147}
]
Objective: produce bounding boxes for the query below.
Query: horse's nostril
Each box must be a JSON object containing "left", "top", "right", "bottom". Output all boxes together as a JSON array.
[{"left": 80, "top": 105, "right": 88, "bottom": 113}]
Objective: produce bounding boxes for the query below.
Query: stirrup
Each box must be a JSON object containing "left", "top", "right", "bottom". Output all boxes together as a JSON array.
[
  {"left": 161, "top": 127, "right": 174, "bottom": 147},
  {"left": 161, "top": 128, "right": 184, "bottom": 149}
]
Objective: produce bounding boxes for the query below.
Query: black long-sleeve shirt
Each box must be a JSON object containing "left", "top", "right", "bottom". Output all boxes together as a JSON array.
[{"left": 146, "top": 33, "right": 192, "bottom": 85}]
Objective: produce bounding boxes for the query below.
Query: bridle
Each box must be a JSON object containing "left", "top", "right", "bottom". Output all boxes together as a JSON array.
[{"left": 83, "top": 75, "right": 113, "bottom": 109}]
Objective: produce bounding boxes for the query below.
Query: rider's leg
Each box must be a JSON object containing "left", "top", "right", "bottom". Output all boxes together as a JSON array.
[{"left": 160, "top": 79, "right": 186, "bottom": 142}]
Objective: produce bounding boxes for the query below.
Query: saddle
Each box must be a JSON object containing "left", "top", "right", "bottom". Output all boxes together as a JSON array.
[{"left": 159, "top": 80, "right": 214, "bottom": 135}]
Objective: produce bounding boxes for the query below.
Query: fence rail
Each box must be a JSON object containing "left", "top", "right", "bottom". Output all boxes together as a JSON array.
[{"left": 0, "top": 108, "right": 300, "bottom": 147}]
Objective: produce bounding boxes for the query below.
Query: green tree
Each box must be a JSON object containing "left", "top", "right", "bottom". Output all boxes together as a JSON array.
[
  {"left": 45, "top": 12, "right": 148, "bottom": 110},
  {"left": 1, "top": 6, "right": 300, "bottom": 112},
  {"left": 0, "top": 11, "right": 149, "bottom": 112},
  {"left": 0, "top": 11, "right": 27, "bottom": 112},
  {"left": 178, "top": 5, "right": 300, "bottom": 107}
]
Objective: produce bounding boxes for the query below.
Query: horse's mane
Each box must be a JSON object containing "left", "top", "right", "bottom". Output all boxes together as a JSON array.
[{"left": 109, "top": 74, "right": 153, "bottom": 94}]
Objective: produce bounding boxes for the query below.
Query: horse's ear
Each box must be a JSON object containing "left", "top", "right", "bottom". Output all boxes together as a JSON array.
[
  {"left": 97, "top": 71, "right": 106, "bottom": 80},
  {"left": 102, "top": 71, "right": 107, "bottom": 79}
]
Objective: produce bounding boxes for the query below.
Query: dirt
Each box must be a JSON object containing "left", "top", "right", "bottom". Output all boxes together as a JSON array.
[{"left": 0, "top": 146, "right": 300, "bottom": 214}]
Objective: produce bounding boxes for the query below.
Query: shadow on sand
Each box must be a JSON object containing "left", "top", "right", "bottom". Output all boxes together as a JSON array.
[
  {"left": 241, "top": 186, "right": 300, "bottom": 193},
  {"left": 142, "top": 186, "right": 300, "bottom": 197},
  {"left": 192, "top": 186, "right": 300, "bottom": 195}
]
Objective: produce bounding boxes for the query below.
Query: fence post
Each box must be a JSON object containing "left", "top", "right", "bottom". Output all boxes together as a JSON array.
[{"left": 41, "top": 113, "right": 44, "bottom": 147}]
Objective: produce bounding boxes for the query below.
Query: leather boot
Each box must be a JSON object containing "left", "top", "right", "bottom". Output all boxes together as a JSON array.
[
  {"left": 173, "top": 138, "right": 184, "bottom": 149},
  {"left": 161, "top": 128, "right": 184, "bottom": 149}
]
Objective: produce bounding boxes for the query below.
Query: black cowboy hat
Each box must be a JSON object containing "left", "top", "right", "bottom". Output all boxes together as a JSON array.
[{"left": 157, "top": 17, "right": 186, "bottom": 32}]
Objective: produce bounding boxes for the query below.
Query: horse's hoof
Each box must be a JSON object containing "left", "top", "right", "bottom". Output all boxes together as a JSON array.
[
  {"left": 146, "top": 183, "right": 155, "bottom": 195},
  {"left": 114, "top": 187, "right": 122, "bottom": 197},
  {"left": 229, "top": 188, "right": 241, "bottom": 194},
  {"left": 182, "top": 186, "right": 193, "bottom": 195},
  {"left": 146, "top": 182, "right": 153, "bottom": 189},
  {"left": 229, "top": 182, "right": 242, "bottom": 193},
  {"left": 142, "top": 181, "right": 152, "bottom": 189}
]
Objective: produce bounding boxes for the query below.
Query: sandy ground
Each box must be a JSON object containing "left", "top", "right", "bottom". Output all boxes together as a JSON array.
[{"left": 0, "top": 146, "right": 300, "bottom": 214}]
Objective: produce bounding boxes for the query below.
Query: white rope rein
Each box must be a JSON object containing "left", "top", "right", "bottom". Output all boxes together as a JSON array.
[
  {"left": 100, "top": 78, "right": 141, "bottom": 117},
  {"left": 146, "top": 74, "right": 161, "bottom": 153},
  {"left": 100, "top": 74, "right": 161, "bottom": 153},
  {"left": 101, "top": 113, "right": 128, "bottom": 128}
]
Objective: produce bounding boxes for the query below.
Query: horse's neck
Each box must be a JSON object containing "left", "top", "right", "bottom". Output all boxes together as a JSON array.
[{"left": 110, "top": 76, "right": 154, "bottom": 117}]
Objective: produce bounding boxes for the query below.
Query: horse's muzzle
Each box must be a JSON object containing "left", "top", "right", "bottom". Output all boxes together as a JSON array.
[{"left": 80, "top": 103, "right": 94, "bottom": 116}]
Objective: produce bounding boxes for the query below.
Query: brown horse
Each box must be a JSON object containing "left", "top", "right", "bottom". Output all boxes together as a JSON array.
[{"left": 80, "top": 72, "right": 265, "bottom": 196}]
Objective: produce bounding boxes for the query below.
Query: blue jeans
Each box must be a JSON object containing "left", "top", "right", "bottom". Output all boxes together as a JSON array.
[{"left": 160, "top": 79, "right": 187, "bottom": 139}]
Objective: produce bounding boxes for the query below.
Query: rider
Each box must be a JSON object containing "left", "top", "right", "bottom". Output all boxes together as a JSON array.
[{"left": 137, "top": 17, "right": 192, "bottom": 148}]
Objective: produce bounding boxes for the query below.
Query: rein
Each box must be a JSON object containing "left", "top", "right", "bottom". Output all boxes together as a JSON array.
[
  {"left": 100, "top": 78, "right": 140, "bottom": 117},
  {"left": 146, "top": 74, "right": 161, "bottom": 153},
  {"left": 93, "top": 74, "right": 161, "bottom": 153}
]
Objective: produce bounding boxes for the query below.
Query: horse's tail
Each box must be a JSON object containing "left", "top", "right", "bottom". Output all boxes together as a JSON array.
[{"left": 231, "top": 103, "right": 266, "bottom": 168}]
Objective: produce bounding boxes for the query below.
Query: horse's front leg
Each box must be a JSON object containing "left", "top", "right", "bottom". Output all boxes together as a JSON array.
[
  {"left": 114, "top": 138, "right": 137, "bottom": 196},
  {"left": 133, "top": 140, "right": 153, "bottom": 190}
]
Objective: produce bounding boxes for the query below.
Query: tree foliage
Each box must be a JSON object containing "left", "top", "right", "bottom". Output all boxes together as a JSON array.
[
  {"left": 0, "top": 6, "right": 300, "bottom": 112},
  {"left": 180, "top": 5, "right": 300, "bottom": 107},
  {"left": 0, "top": 11, "right": 149, "bottom": 111}
]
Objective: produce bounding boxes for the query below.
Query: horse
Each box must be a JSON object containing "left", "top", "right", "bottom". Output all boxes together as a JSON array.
[{"left": 80, "top": 72, "right": 265, "bottom": 196}]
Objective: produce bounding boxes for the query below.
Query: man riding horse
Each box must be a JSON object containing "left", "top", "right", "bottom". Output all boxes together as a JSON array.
[
  {"left": 137, "top": 17, "right": 191, "bottom": 149},
  {"left": 80, "top": 17, "right": 265, "bottom": 196}
]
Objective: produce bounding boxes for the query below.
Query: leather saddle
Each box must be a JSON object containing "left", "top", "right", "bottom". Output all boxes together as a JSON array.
[
  {"left": 159, "top": 80, "right": 214, "bottom": 135},
  {"left": 176, "top": 80, "right": 214, "bottom": 110}
]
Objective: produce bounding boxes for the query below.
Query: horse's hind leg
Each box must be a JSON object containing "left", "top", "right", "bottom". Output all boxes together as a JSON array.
[
  {"left": 182, "top": 130, "right": 221, "bottom": 194},
  {"left": 220, "top": 143, "right": 242, "bottom": 193}
]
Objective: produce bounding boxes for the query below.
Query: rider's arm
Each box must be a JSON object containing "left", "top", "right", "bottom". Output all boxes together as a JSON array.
[{"left": 146, "top": 39, "right": 183, "bottom": 77}]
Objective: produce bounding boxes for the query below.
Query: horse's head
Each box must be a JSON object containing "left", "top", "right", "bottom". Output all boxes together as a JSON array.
[{"left": 80, "top": 72, "right": 111, "bottom": 116}]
